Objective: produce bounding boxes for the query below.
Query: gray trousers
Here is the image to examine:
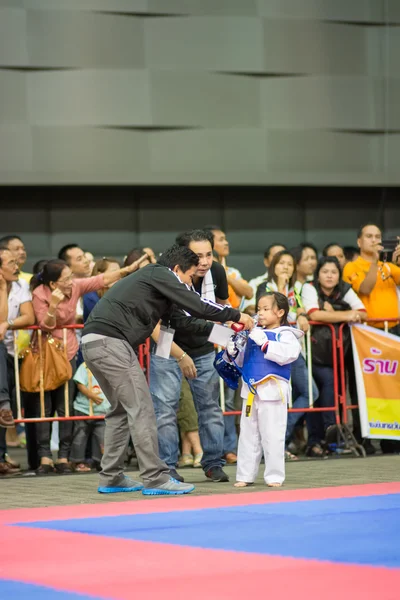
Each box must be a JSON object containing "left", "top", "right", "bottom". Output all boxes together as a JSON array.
[{"left": 82, "top": 336, "right": 170, "bottom": 488}]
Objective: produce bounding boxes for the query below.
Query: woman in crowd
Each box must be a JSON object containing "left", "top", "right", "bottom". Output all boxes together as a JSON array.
[
  {"left": 301, "top": 256, "right": 367, "bottom": 454},
  {"left": 31, "top": 257, "right": 138, "bottom": 474}
]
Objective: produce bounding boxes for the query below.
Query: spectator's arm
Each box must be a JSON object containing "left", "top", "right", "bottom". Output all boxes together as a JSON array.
[
  {"left": 33, "top": 294, "right": 56, "bottom": 331},
  {"left": 390, "top": 263, "right": 400, "bottom": 285},
  {"left": 7, "top": 301, "right": 35, "bottom": 330},
  {"left": 227, "top": 275, "right": 253, "bottom": 300},
  {"left": 76, "top": 383, "right": 103, "bottom": 405},
  {"left": 309, "top": 309, "right": 362, "bottom": 324},
  {"left": 343, "top": 262, "right": 378, "bottom": 296},
  {"left": 0, "top": 276, "right": 8, "bottom": 322}
]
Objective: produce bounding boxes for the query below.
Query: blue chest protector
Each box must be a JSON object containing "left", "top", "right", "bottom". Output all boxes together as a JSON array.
[
  {"left": 214, "top": 329, "right": 291, "bottom": 391},
  {"left": 242, "top": 332, "right": 291, "bottom": 387}
]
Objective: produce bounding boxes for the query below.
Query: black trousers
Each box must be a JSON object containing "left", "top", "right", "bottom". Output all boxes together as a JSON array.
[{"left": 34, "top": 358, "right": 76, "bottom": 460}]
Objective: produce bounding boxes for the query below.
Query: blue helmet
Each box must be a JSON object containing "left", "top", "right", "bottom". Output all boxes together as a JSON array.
[{"left": 214, "top": 350, "right": 241, "bottom": 390}]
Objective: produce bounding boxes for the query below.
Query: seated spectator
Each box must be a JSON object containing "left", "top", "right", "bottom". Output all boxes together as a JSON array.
[
  {"left": 31, "top": 257, "right": 139, "bottom": 474},
  {"left": 343, "top": 224, "right": 400, "bottom": 335},
  {"left": 69, "top": 362, "right": 111, "bottom": 472},
  {"left": 242, "top": 243, "right": 286, "bottom": 316},
  {"left": 255, "top": 250, "right": 319, "bottom": 459},
  {"left": 322, "top": 243, "right": 346, "bottom": 269},
  {"left": 301, "top": 256, "right": 367, "bottom": 452}
]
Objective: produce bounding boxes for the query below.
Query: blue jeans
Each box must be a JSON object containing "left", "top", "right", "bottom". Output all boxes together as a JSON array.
[
  {"left": 223, "top": 384, "right": 238, "bottom": 455},
  {"left": 285, "top": 354, "right": 319, "bottom": 446},
  {"left": 307, "top": 364, "right": 336, "bottom": 447},
  {"left": 150, "top": 352, "right": 224, "bottom": 472}
]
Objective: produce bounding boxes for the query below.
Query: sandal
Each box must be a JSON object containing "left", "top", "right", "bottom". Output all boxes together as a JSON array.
[
  {"left": 36, "top": 464, "right": 55, "bottom": 475},
  {"left": 285, "top": 450, "right": 298, "bottom": 461},
  {"left": 177, "top": 454, "right": 194, "bottom": 468},
  {"left": 193, "top": 453, "right": 203, "bottom": 468},
  {"left": 73, "top": 463, "right": 91, "bottom": 473},
  {"left": 306, "top": 444, "right": 326, "bottom": 458},
  {"left": 55, "top": 462, "right": 73, "bottom": 474}
]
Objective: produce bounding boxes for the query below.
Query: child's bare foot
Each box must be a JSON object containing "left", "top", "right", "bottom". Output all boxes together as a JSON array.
[
  {"left": 267, "top": 482, "right": 282, "bottom": 488},
  {"left": 234, "top": 481, "right": 253, "bottom": 488}
]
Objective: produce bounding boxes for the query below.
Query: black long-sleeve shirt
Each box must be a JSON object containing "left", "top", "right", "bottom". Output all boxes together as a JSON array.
[{"left": 83, "top": 264, "right": 240, "bottom": 349}]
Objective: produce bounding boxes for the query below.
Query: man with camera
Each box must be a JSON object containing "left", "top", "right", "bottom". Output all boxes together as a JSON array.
[{"left": 343, "top": 224, "right": 400, "bottom": 335}]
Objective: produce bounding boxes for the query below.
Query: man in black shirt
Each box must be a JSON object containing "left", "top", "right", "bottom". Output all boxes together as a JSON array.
[
  {"left": 150, "top": 230, "right": 234, "bottom": 483},
  {"left": 82, "top": 245, "right": 252, "bottom": 495}
]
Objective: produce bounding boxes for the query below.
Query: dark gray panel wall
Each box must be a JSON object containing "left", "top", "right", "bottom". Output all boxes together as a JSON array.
[{"left": 0, "top": 1, "right": 399, "bottom": 184}]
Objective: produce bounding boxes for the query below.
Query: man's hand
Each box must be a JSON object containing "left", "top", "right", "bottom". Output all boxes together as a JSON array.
[
  {"left": 178, "top": 354, "right": 197, "bottom": 379},
  {"left": 238, "top": 313, "right": 254, "bottom": 330},
  {"left": 0, "top": 274, "right": 6, "bottom": 292},
  {"left": 392, "top": 240, "right": 400, "bottom": 265},
  {"left": 249, "top": 328, "right": 267, "bottom": 346},
  {"left": 0, "top": 321, "right": 9, "bottom": 341}
]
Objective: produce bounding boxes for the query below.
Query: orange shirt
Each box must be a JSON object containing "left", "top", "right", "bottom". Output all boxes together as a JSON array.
[{"left": 343, "top": 256, "right": 400, "bottom": 328}]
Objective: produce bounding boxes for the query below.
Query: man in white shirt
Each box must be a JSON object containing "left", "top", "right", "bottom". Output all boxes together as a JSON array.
[{"left": 0, "top": 248, "right": 35, "bottom": 474}]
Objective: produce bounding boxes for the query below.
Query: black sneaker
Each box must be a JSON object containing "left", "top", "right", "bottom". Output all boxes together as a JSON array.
[
  {"left": 206, "top": 466, "right": 229, "bottom": 482},
  {"left": 169, "top": 468, "right": 184, "bottom": 483}
]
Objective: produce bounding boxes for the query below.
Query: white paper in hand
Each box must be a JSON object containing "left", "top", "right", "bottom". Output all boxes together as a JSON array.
[
  {"left": 208, "top": 324, "right": 232, "bottom": 348},
  {"left": 155, "top": 326, "right": 175, "bottom": 359}
]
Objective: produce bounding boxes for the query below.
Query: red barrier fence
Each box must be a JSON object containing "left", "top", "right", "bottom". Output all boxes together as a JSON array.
[
  {"left": 11, "top": 320, "right": 396, "bottom": 458},
  {"left": 13, "top": 325, "right": 150, "bottom": 424}
]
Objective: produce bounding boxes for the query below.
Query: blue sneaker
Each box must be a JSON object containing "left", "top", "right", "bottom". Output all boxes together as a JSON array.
[
  {"left": 142, "top": 477, "right": 195, "bottom": 496},
  {"left": 98, "top": 476, "right": 144, "bottom": 494}
]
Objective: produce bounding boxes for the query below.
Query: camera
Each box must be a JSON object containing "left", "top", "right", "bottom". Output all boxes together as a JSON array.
[{"left": 379, "top": 239, "right": 399, "bottom": 263}]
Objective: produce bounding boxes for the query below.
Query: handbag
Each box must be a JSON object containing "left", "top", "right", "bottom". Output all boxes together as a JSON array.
[
  {"left": 311, "top": 295, "right": 352, "bottom": 367},
  {"left": 19, "top": 330, "right": 72, "bottom": 393}
]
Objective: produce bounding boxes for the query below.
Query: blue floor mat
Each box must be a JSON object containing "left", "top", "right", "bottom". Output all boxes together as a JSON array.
[
  {"left": 0, "top": 580, "right": 103, "bottom": 599},
  {"left": 18, "top": 494, "right": 400, "bottom": 568}
]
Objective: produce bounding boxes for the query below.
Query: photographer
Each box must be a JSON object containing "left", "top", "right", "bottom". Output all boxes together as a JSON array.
[{"left": 343, "top": 224, "right": 400, "bottom": 335}]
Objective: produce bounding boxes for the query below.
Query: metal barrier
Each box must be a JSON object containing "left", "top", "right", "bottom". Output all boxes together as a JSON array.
[
  {"left": 13, "top": 325, "right": 150, "bottom": 425},
  {"left": 222, "top": 322, "right": 341, "bottom": 425}
]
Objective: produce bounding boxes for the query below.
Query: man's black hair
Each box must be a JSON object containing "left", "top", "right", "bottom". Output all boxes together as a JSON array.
[
  {"left": 157, "top": 244, "right": 199, "bottom": 272},
  {"left": 290, "top": 242, "right": 318, "bottom": 264},
  {"left": 357, "top": 223, "right": 381, "bottom": 239},
  {"left": 0, "top": 235, "right": 22, "bottom": 247},
  {"left": 264, "top": 243, "right": 287, "bottom": 260},
  {"left": 176, "top": 229, "right": 214, "bottom": 249},
  {"left": 322, "top": 242, "right": 343, "bottom": 256},
  {"left": 58, "top": 243, "right": 80, "bottom": 263}
]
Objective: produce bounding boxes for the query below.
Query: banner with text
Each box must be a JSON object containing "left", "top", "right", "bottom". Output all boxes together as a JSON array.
[{"left": 351, "top": 324, "right": 400, "bottom": 440}]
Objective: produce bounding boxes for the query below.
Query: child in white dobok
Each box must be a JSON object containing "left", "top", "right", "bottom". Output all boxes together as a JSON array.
[{"left": 225, "top": 292, "right": 303, "bottom": 488}]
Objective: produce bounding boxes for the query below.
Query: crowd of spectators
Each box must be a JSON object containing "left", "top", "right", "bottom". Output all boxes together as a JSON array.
[{"left": 0, "top": 223, "right": 399, "bottom": 477}]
